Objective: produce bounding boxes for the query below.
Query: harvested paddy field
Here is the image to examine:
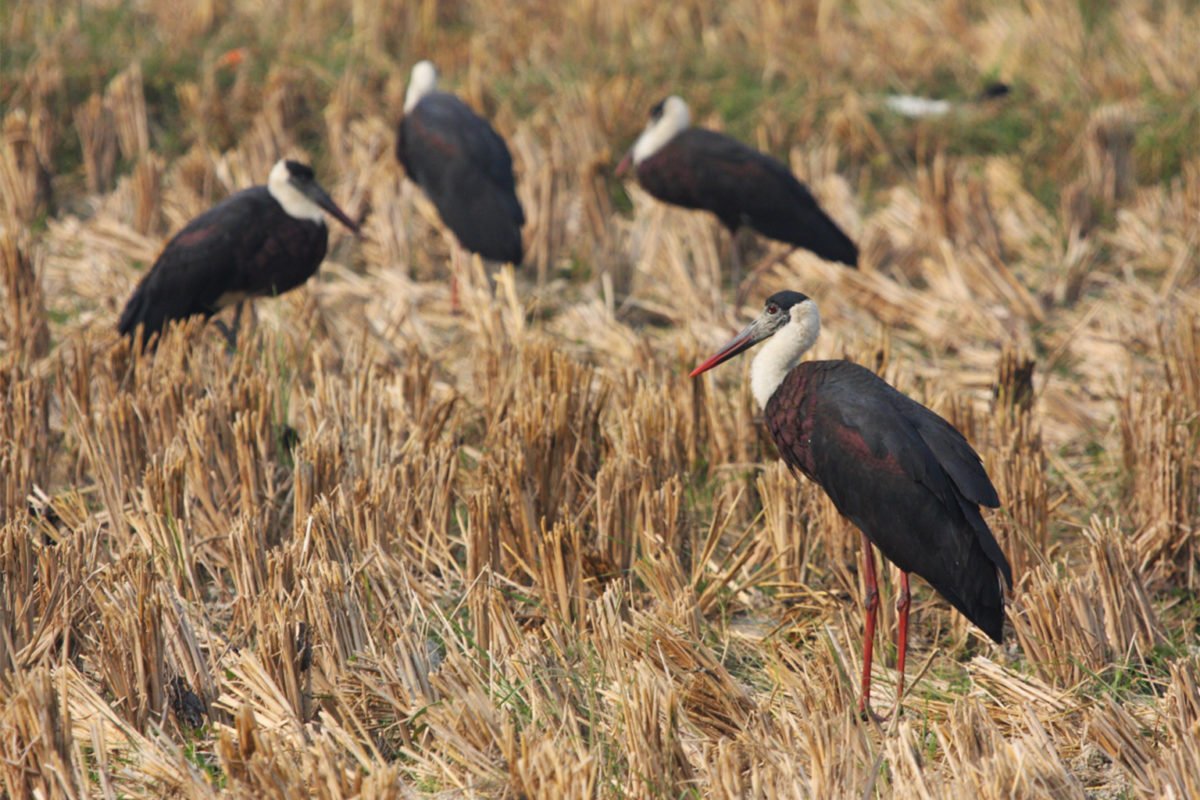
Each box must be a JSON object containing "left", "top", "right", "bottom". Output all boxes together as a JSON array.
[{"left": 2, "top": 1, "right": 1200, "bottom": 797}]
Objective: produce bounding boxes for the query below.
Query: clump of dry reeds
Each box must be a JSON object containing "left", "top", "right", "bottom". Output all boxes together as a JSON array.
[
  {"left": 2, "top": 0, "right": 1200, "bottom": 796},
  {"left": 1120, "top": 308, "right": 1200, "bottom": 589},
  {"left": 0, "top": 108, "right": 54, "bottom": 222}
]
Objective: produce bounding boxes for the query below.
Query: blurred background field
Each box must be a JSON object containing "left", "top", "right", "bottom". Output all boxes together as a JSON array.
[{"left": 2, "top": 0, "right": 1199, "bottom": 797}]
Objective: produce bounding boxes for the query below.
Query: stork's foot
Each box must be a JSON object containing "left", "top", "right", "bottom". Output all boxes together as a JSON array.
[
  {"left": 857, "top": 701, "right": 901, "bottom": 726},
  {"left": 857, "top": 697, "right": 884, "bottom": 725}
]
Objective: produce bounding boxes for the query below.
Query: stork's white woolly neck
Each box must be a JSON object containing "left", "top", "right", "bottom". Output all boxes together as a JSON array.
[
  {"left": 405, "top": 60, "right": 438, "bottom": 113},
  {"left": 632, "top": 95, "right": 690, "bottom": 164},
  {"left": 751, "top": 300, "right": 820, "bottom": 408},
  {"left": 267, "top": 160, "right": 325, "bottom": 223}
]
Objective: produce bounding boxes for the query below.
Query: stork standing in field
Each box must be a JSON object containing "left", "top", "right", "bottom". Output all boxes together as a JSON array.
[
  {"left": 118, "top": 159, "right": 359, "bottom": 348},
  {"left": 396, "top": 60, "right": 525, "bottom": 309},
  {"left": 617, "top": 96, "right": 858, "bottom": 290},
  {"left": 690, "top": 291, "right": 1012, "bottom": 718}
]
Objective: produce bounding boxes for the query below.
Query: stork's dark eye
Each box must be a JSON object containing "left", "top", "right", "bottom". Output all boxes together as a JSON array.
[{"left": 766, "top": 304, "right": 779, "bottom": 315}]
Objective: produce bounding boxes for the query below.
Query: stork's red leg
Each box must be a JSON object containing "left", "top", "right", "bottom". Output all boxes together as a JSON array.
[
  {"left": 858, "top": 532, "right": 880, "bottom": 717},
  {"left": 895, "top": 571, "right": 911, "bottom": 704}
]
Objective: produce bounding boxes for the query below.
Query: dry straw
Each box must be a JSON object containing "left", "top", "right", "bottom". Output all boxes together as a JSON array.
[{"left": 2, "top": 0, "right": 1200, "bottom": 796}]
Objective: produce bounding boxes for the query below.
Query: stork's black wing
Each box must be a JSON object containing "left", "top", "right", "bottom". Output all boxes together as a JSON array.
[
  {"left": 638, "top": 128, "right": 858, "bottom": 267},
  {"left": 398, "top": 93, "right": 524, "bottom": 264},
  {"left": 117, "top": 188, "right": 272, "bottom": 341},
  {"left": 768, "top": 361, "right": 1010, "bottom": 640}
]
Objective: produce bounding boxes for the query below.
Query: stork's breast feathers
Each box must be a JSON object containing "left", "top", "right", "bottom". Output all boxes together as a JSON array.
[{"left": 764, "top": 369, "right": 819, "bottom": 476}]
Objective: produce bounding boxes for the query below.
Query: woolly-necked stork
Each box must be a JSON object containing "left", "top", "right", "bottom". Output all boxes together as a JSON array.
[
  {"left": 397, "top": 60, "right": 524, "bottom": 307},
  {"left": 690, "top": 291, "right": 1012, "bottom": 717},
  {"left": 617, "top": 96, "right": 858, "bottom": 288},
  {"left": 118, "top": 159, "right": 358, "bottom": 348}
]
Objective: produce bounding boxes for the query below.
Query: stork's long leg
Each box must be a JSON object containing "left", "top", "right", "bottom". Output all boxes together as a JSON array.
[
  {"left": 214, "top": 301, "right": 245, "bottom": 350},
  {"left": 895, "top": 571, "right": 911, "bottom": 705},
  {"left": 858, "top": 532, "right": 880, "bottom": 718}
]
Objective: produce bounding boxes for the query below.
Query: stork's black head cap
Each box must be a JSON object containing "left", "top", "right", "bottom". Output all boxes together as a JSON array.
[
  {"left": 285, "top": 160, "right": 315, "bottom": 181},
  {"left": 650, "top": 98, "right": 667, "bottom": 119},
  {"left": 980, "top": 81, "right": 1011, "bottom": 100},
  {"left": 765, "top": 290, "right": 809, "bottom": 311}
]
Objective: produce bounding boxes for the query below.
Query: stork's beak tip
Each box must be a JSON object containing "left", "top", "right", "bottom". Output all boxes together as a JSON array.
[{"left": 615, "top": 152, "right": 632, "bottom": 178}]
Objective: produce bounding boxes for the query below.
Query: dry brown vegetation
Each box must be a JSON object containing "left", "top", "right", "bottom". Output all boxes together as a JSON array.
[{"left": 3, "top": 0, "right": 1200, "bottom": 797}]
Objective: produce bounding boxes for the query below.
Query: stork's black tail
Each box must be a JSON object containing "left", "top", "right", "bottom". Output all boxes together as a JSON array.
[
  {"left": 790, "top": 189, "right": 859, "bottom": 268},
  {"left": 756, "top": 178, "right": 859, "bottom": 267},
  {"left": 117, "top": 281, "right": 163, "bottom": 347},
  {"left": 934, "top": 504, "right": 1010, "bottom": 643}
]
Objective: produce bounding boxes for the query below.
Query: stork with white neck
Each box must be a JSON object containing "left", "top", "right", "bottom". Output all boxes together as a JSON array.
[
  {"left": 691, "top": 291, "right": 1012, "bottom": 718},
  {"left": 118, "top": 159, "right": 359, "bottom": 349},
  {"left": 617, "top": 96, "right": 859, "bottom": 290},
  {"left": 397, "top": 59, "right": 525, "bottom": 309}
]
